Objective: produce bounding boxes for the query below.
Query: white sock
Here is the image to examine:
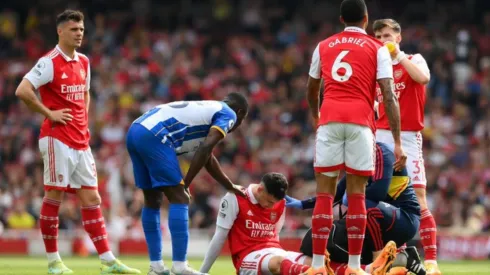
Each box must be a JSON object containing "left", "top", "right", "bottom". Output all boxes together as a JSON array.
[
  {"left": 151, "top": 261, "right": 166, "bottom": 272},
  {"left": 172, "top": 261, "right": 187, "bottom": 272},
  {"left": 100, "top": 251, "right": 116, "bottom": 262},
  {"left": 311, "top": 254, "right": 325, "bottom": 268},
  {"left": 425, "top": 260, "right": 437, "bottom": 265},
  {"left": 348, "top": 255, "right": 361, "bottom": 270},
  {"left": 47, "top": 252, "right": 61, "bottom": 263}
]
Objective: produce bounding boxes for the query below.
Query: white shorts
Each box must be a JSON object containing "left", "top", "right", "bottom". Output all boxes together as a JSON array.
[
  {"left": 314, "top": 123, "right": 375, "bottom": 177},
  {"left": 39, "top": 137, "right": 98, "bottom": 192},
  {"left": 239, "top": 247, "right": 306, "bottom": 275},
  {"left": 376, "top": 130, "right": 426, "bottom": 188}
]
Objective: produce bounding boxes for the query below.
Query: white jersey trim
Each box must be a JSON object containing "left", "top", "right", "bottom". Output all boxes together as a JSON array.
[
  {"left": 309, "top": 44, "right": 321, "bottom": 79},
  {"left": 24, "top": 57, "right": 54, "bottom": 89},
  {"left": 377, "top": 46, "right": 393, "bottom": 79},
  {"left": 216, "top": 193, "right": 239, "bottom": 230}
]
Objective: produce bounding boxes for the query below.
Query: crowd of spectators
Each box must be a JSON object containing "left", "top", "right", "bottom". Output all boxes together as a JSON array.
[{"left": 1, "top": 0, "right": 490, "bottom": 238}]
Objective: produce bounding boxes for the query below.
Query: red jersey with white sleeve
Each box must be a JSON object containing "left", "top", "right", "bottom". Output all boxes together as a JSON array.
[
  {"left": 376, "top": 54, "right": 429, "bottom": 131},
  {"left": 309, "top": 27, "right": 393, "bottom": 131},
  {"left": 217, "top": 185, "right": 286, "bottom": 271},
  {"left": 24, "top": 45, "right": 91, "bottom": 150}
]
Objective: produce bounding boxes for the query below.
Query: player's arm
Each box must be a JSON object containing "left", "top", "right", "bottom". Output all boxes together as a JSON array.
[
  {"left": 205, "top": 154, "right": 244, "bottom": 196},
  {"left": 200, "top": 193, "right": 238, "bottom": 273},
  {"left": 376, "top": 47, "right": 401, "bottom": 145},
  {"left": 307, "top": 44, "right": 322, "bottom": 126},
  {"left": 396, "top": 51, "right": 430, "bottom": 84},
  {"left": 16, "top": 57, "right": 72, "bottom": 125},
  {"left": 85, "top": 61, "right": 91, "bottom": 112},
  {"left": 184, "top": 129, "right": 224, "bottom": 188}
]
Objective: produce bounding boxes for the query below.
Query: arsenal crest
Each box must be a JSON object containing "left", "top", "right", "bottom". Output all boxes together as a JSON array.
[
  {"left": 394, "top": 69, "right": 403, "bottom": 79},
  {"left": 58, "top": 174, "right": 64, "bottom": 183},
  {"left": 80, "top": 69, "right": 86, "bottom": 80},
  {"left": 270, "top": 212, "right": 277, "bottom": 222}
]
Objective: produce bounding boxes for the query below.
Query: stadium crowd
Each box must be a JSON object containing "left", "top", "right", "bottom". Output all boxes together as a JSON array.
[{"left": 1, "top": 0, "right": 490, "bottom": 239}]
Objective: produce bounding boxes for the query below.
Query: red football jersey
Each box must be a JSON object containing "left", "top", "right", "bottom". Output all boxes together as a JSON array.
[
  {"left": 217, "top": 185, "right": 285, "bottom": 271},
  {"left": 376, "top": 54, "right": 429, "bottom": 131},
  {"left": 309, "top": 27, "right": 393, "bottom": 131},
  {"left": 24, "top": 45, "right": 91, "bottom": 150}
]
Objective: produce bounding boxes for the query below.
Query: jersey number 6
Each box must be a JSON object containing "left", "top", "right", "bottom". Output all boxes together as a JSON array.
[{"left": 332, "top": 50, "right": 353, "bottom": 82}]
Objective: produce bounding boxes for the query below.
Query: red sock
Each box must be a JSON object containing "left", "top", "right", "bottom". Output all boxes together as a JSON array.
[
  {"left": 420, "top": 209, "right": 437, "bottom": 261},
  {"left": 40, "top": 198, "right": 61, "bottom": 253},
  {"left": 312, "top": 193, "right": 334, "bottom": 255},
  {"left": 280, "top": 259, "right": 309, "bottom": 275},
  {"left": 330, "top": 261, "right": 366, "bottom": 274},
  {"left": 81, "top": 205, "right": 110, "bottom": 255},
  {"left": 346, "top": 194, "right": 367, "bottom": 256}
]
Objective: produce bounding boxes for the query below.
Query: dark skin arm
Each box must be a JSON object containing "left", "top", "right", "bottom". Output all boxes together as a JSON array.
[
  {"left": 205, "top": 154, "right": 245, "bottom": 196},
  {"left": 184, "top": 128, "right": 224, "bottom": 188},
  {"left": 184, "top": 128, "right": 245, "bottom": 196},
  {"left": 307, "top": 77, "right": 322, "bottom": 127}
]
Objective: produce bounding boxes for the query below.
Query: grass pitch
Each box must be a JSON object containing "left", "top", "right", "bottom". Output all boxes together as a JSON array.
[{"left": 0, "top": 256, "right": 488, "bottom": 274}]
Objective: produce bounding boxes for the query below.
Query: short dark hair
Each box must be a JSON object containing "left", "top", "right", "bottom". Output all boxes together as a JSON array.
[
  {"left": 372, "top": 18, "right": 402, "bottom": 33},
  {"left": 262, "top": 173, "right": 288, "bottom": 200},
  {"left": 56, "top": 10, "right": 84, "bottom": 26},
  {"left": 223, "top": 92, "right": 249, "bottom": 113},
  {"left": 340, "top": 0, "right": 367, "bottom": 24}
]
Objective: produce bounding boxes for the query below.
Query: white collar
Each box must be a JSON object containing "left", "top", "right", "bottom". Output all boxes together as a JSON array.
[
  {"left": 56, "top": 45, "right": 79, "bottom": 62},
  {"left": 247, "top": 184, "right": 259, "bottom": 204},
  {"left": 344, "top": 26, "right": 367, "bottom": 34}
]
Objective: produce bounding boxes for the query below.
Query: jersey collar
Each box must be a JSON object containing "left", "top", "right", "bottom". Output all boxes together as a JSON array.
[
  {"left": 246, "top": 185, "right": 259, "bottom": 204},
  {"left": 344, "top": 26, "right": 367, "bottom": 34},
  {"left": 56, "top": 45, "right": 80, "bottom": 62}
]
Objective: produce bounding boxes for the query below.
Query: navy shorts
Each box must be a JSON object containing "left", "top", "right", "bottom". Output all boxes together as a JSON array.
[{"left": 126, "top": 123, "right": 184, "bottom": 189}]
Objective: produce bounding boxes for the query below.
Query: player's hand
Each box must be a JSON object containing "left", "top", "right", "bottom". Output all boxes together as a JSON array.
[
  {"left": 393, "top": 144, "right": 407, "bottom": 171},
  {"left": 311, "top": 116, "right": 319, "bottom": 129},
  {"left": 285, "top": 196, "right": 303, "bottom": 209},
  {"left": 228, "top": 184, "right": 246, "bottom": 197},
  {"left": 48, "top": 108, "right": 73, "bottom": 125},
  {"left": 384, "top": 41, "right": 400, "bottom": 60}
]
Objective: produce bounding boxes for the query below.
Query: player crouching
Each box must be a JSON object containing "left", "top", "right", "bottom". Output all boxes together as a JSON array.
[{"left": 200, "top": 173, "right": 315, "bottom": 275}]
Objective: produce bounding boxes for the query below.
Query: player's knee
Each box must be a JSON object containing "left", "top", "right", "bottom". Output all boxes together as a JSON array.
[
  {"left": 267, "top": 256, "right": 284, "bottom": 274},
  {"left": 76, "top": 189, "right": 101, "bottom": 206},
  {"left": 315, "top": 173, "right": 337, "bottom": 194},
  {"left": 169, "top": 191, "right": 190, "bottom": 204},
  {"left": 143, "top": 190, "right": 163, "bottom": 209},
  {"left": 45, "top": 189, "right": 64, "bottom": 201},
  {"left": 414, "top": 188, "right": 428, "bottom": 209}
]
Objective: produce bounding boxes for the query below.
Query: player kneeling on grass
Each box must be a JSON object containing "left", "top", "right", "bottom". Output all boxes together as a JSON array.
[{"left": 200, "top": 173, "right": 315, "bottom": 275}]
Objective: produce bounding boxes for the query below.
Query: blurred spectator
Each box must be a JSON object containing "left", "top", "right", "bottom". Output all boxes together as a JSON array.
[{"left": 7, "top": 199, "right": 36, "bottom": 229}]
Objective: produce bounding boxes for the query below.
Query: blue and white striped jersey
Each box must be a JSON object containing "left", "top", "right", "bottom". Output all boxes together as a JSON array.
[{"left": 133, "top": 100, "right": 237, "bottom": 155}]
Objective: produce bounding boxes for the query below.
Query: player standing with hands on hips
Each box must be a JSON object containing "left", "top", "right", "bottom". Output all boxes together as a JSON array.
[
  {"left": 304, "top": 0, "right": 406, "bottom": 274},
  {"left": 15, "top": 10, "right": 140, "bottom": 274},
  {"left": 373, "top": 19, "right": 440, "bottom": 275}
]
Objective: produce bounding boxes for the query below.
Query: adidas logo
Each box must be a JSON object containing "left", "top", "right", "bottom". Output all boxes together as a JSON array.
[
  {"left": 247, "top": 210, "right": 254, "bottom": 216},
  {"left": 61, "top": 72, "right": 68, "bottom": 79},
  {"left": 413, "top": 176, "right": 420, "bottom": 181}
]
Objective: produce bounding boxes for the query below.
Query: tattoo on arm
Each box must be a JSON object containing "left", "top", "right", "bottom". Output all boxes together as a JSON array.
[{"left": 378, "top": 78, "right": 401, "bottom": 143}]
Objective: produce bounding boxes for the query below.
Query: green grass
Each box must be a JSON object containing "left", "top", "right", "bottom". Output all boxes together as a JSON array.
[{"left": 0, "top": 256, "right": 488, "bottom": 275}]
